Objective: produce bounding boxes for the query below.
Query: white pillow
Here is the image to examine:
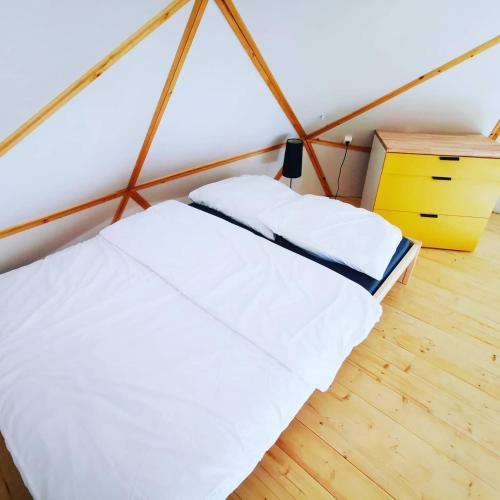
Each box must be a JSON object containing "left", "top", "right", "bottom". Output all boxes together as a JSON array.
[
  {"left": 189, "top": 175, "right": 300, "bottom": 239},
  {"left": 258, "top": 195, "right": 402, "bottom": 280}
]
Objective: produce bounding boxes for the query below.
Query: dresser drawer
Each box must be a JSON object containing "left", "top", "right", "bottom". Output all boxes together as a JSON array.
[
  {"left": 374, "top": 174, "right": 499, "bottom": 217},
  {"left": 383, "top": 153, "right": 500, "bottom": 181},
  {"left": 375, "top": 209, "right": 488, "bottom": 250}
]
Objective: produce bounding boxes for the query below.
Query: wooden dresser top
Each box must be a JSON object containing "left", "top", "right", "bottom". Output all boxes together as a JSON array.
[{"left": 376, "top": 131, "right": 500, "bottom": 159}]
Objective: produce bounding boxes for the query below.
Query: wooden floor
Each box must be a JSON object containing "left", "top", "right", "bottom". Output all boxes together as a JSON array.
[{"left": 230, "top": 214, "right": 500, "bottom": 500}]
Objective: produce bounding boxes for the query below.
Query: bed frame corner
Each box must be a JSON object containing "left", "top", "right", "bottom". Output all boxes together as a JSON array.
[{"left": 373, "top": 238, "right": 422, "bottom": 302}]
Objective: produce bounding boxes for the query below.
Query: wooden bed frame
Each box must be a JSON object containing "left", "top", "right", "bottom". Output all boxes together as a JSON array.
[{"left": 374, "top": 237, "right": 421, "bottom": 302}]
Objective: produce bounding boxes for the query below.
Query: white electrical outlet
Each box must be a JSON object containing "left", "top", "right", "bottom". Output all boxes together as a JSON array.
[{"left": 344, "top": 135, "right": 352, "bottom": 144}]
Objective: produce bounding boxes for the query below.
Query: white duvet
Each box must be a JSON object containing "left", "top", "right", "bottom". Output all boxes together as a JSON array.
[{"left": 0, "top": 200, "right": 381, "bottom": 500}]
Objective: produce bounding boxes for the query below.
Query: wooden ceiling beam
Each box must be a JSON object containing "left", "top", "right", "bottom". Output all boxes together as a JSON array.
[
  {"left": 214, "top": 0, "right": 333, "bottom": 197},
  {"left": 0, "top": 0, "right": 190, "bottom": 157},
  {"left": 129, "top": 190, "right": 152, "bottom": 209},
  {"left": 307, "top": 35, "right": 500, "bottom": 139},
  {"left": 309, "top": 138, "right": 371, "bottom": 153},
  {"left": 489, "top": 120, "right": 500, "bottom": 141},
  {"left": 112, "top": 0, "right": 208, "bottom": 222},
  {"left": 303, "top": 140, "right": 332, "bottom": 195},
  {"left": 126, "top": 0, "right": 207, "bottom": 191},
  {"left": 0, "top": 189, "right": 126, "bottom": 239},
  {"left": 111, "top": 194, "right": 130, "bottom": 223},
  {"left": 213, "top": 0, "right": 305, "bottom": 137},
  {"left": 133, "top": 142, "right": 285, "bottom": 191}
]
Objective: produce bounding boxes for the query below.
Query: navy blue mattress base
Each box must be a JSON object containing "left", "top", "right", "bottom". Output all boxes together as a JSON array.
[{"left": 189, "top": 202, "right": 412, "bottom": 295}]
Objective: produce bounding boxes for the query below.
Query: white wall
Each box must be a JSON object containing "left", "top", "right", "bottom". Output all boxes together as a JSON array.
[{"left": 1, "top": 0, "right": 499, "bottom": 272}]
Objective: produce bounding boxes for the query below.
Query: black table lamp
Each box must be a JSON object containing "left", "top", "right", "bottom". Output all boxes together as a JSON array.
[{"left": 282, "top": 138, "right": 303, "bottom": 189}]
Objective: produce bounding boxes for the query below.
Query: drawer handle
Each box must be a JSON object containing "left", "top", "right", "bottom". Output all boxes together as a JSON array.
[
  {"left": 420, "top": 213, "right": 438, "bottom": 218},
  {"left": 432, "top": 176, "right": 452, "bottom": 181},
  {"left": 439, "top": 156, "right": 460, "bottom": 161}
]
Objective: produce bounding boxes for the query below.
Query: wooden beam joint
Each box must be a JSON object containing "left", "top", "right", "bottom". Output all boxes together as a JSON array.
[
  {"left": 112, "top": 0, "right": 209, "bottom": 222},
  {"left": 0, "top": 142, "right": 285, "bottom": 239},
  {"left": 129, "top": 190, "right": 151, "bottom": 209},
  {"left": 214, "top": 0, "right": 332, "bottom": 196}
]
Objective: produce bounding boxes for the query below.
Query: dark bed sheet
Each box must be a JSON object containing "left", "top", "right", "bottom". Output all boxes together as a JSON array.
[{"left": 189, "top": 202, "right": 412, "bottom": 295}]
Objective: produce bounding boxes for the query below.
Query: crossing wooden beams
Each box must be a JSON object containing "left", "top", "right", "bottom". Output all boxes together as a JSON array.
[
  {"left": 112, "top": 0, "right": 208, "bottom": 222},
  {"left": 0, "top": 142, "right": 284, "bottom": 239},
  {"left": 214, "top": 0, "right": 332, "bottom": 196},
  {"left": 129, "top": 191, "right": 152, "bottom": 209},
  {"left": 1, "top": 2, "right": 498, "bottom": 240}
]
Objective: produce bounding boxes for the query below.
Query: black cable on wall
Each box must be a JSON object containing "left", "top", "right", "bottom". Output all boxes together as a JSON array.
[{"left": 334, "top": 142, "right": 350, "bottom": 199}]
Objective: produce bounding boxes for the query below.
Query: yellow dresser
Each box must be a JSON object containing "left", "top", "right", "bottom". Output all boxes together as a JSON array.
[{"left": 361, "top": 131, "right": 500, "bottom": 250}]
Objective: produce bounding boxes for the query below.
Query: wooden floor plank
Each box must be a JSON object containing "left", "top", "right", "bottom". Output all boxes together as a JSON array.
[
  {"left": 259, "top": 446, "right": 335, "bottom": 500},
  {"left": 371, "top": 305, "right": 500, "bottom": 399},
  {"left": 233, "top": 444, "right": 335, "bottom": 500},
  {"left": 420, "top": 250, "right": 500, "bottom": 299},
  {"left": 298, "top": 385, "right": 498, "bottom": 499},
  {"left": 277, "top": 420, "right": 390, "bottom": 499},
  {"left": 248, "top": 465, "right": 295, "bottom": 500},
  {"left": 336, "top": 362, "right": 500, "bottom": 491},
  {"left": 384, "top": 278, "right": 500, "bottom": 349},
  {"left": 415, "top": 253, "right": 500, "bottom": 309},
  {"left": 362, "top": 321, "right": 500, "bottom": 425},
  {"left": 349, "top": 343, "right": 500, "bottom": 455},
  {"left": 473, "top": 225, "right": 500, "bottom": 261},
  {"left": 234, "top": 471, "right": 283, "bottom": 500}
]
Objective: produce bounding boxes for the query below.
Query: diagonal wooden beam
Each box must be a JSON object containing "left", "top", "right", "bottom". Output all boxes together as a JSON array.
[
  {"left": 134, "top": 142, "right": 285, "bottom": 191},
  {"left": 214, "top": 0, "right": 305, "bottom": 136},
  {"left": 214, "top": 0, "right": 332, "bottom": 196},
  {"left": 490, "top": 120, "right": 500, "bottom": 141},
  {"left": 303, "top": 139, "right": 332, "bottom": 195},
  {"left": 127, "top": 0, "right": 208, "bottom": 190},
  {"left": 112, "top": 0, "right": 208, "bottom": 222},
  {"left": 0, "top": 142, "right": 283, "bottom": 239},
  {"left": 0, "top": 188, "right": 127, "bottom": 239},
  {"left": 0, "top": 0, "right": 190, "bottom": 157},
  {"left": 309, "top": 138, "right": 371, "bottom": 153},
  {"left": 111, "top": 193, "right": 131, "bottom": 223},
  {"left": 307, "top": 35, "right": 500, "bottom": 139},
  {"left": 129, "top": 190, "right": 152, "bottom": 209}
]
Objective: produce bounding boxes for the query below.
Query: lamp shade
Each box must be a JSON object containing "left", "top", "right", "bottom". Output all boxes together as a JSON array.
[{"left": 282, "top": 138, "right": 303, "bottom": 179}]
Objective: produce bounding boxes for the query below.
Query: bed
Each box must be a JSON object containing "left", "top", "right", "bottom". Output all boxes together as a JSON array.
[
  {"left": 189, "top": 202, "right": 417, "bottom": 297},
  {"left": 0, "top": 200, "right": 420, "bottom": 499}
]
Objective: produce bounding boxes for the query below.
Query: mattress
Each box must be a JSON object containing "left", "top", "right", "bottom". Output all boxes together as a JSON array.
[
  {"left": 190, "top": 202, "right": 412, "bottom": 294},
  {"left": 0, "top": 200, "right": 382, "bottom": 500}
]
